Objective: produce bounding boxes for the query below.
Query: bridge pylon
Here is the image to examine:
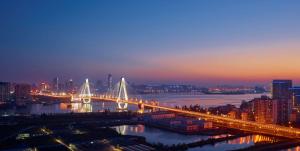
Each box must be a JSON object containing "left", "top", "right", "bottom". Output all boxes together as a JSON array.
[
  {"left": 79, "top": 78, "right": 92, "bottom": 104},
  {"left": 116, "top": 77, "right": 128, "bottom": 110}
]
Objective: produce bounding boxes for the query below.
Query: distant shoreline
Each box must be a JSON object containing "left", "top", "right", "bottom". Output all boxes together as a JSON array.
[{"left": 137, "top": 92, "right": 269, "bottom": 96}]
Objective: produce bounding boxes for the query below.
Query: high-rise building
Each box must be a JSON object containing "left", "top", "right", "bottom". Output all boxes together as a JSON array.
[
  {"left": 253, "top": 96, "right": 277, "bottom": 124},
  {"left": 0, "top": 82, "right": 10, "bottom": 102},
  {"left": 15, "top": 84, "right": 31, "bottom": 102},
  {"left": 272, "top": 80, "right": 293, "bottom": 125},
  {"left": 272, "top": 80, "right": 292, "bottom": 99},
  {"left": 241, "top": 112, "right": 248, "bottom": 121},
  {"left": 52, "top": 77, "right": 59, "bottom": 92},
  {"left": 40, "top": 82, "right": 50, "bottom": 92},
  {"left": 65, "top": 79, "right": 74, "bottom": 93},
  {"left": 107, "top": 74, "right": 113, "bottom": 92},
  {"left": 95, "top": 80, "right": 104, "bottom": 93},
  {"left": 291, "top": 87, "right": 300, "bottom": 108},
  {"left": 228, "top": 110, "right": 237, "bottom": 119}
]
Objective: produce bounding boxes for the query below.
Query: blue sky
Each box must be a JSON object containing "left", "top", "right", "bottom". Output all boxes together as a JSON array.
[{"left": 1, "top": 0, "right": 300, "bottom": 85}]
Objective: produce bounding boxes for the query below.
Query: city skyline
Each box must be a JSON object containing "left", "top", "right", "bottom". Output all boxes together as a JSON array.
[
  {"left": 2, "top": 1, "right": 300, "bottom": 150},
  {"left": 1, "top": 0, "right": 300, "bottom": 85}
]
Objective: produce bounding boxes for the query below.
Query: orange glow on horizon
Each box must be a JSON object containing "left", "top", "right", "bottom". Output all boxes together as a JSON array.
[{"left": 126, "top": 42, "right": 300, "bottom": 83}]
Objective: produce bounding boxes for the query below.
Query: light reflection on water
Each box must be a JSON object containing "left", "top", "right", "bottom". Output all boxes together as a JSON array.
[
  {"left": 189, "top": 135, "right": 278, "bottom": 151},
  {"left": 2, "top": 94, "right": 267, "bottom": 115},
  {"left": 284, "top": 146, "right": 300, "bottom": 151},
  {"left": 4, "top": 101, "right": 139, "bottom": 115},
  {"left": 68, "top": 103, "right": 93, "bottom": 113},
  {"left": 228, "top": 135, "right": 277, "bottom": 145},
  {"left": 3, "top": 94, "right": 296, "bottom": 150},
  {"left": 113, "top": 125, "right": 278, "bottom": 151},
  {"left": 113, "top": 124, "right": 211, "bottom": 145}
]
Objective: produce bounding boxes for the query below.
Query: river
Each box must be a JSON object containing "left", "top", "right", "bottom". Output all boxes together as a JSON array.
[
  {"left": 112, "top": 124, "right": 279, "bottom": 151},
  {"left": 2, "top": 93, "right": 267, "bottom": 115},
  {"left": 3, "top": 93, "right": 297, "bottom": 150}
]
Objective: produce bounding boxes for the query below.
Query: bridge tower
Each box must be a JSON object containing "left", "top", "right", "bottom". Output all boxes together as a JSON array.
[
  {"left": 79, "top": 79, "right": 92, "bottom": 104},
  {"left": 116, "top": 77, "right": 128, "bottom": 110}
]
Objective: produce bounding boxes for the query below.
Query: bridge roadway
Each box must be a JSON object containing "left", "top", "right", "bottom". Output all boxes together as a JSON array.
[{"left": 34, "top": 94, "right": 300, "bottom": 139}]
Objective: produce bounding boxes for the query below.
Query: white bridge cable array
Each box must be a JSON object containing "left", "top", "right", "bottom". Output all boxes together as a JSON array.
[
  {"left": 111, "top": 77, "right": 145, "bottom": 110},
  {"left": 79, "top": 79, "right": 92, "bottom": 103},
  {"left": 75, "top": 77, "right": 143, "bottom": 109},
  {"left": 116, "top": 77, "right": 128, "bottom": 109},
  {"left": 35, "top": 77, "right": 300, "bottom": 139}
]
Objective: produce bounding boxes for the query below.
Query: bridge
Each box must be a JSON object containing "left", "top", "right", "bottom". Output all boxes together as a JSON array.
[{"left": 33, "top": 77, "right": 300, "bottom": 139}]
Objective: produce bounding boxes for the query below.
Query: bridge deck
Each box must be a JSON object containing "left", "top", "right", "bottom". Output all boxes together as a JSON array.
[
  {"left": 33, "top": 94, "right": 300, "bottom": 139},
  {"left": 94, "top": 97, "right": 300, "bottom": 139}
]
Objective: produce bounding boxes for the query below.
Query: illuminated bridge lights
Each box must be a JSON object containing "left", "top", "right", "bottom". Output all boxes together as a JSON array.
[
  {"left": 33, "top": 78, "right": 300, "bottom": 139},
  {"left": 79, "top": 79, "right": 92, "bottom": 104},
  {"left": 116, "top": 77, "right": 128, "bottom": 110},
  {"left": 39, "top": 92, "right": 300, "bottom": 138}
]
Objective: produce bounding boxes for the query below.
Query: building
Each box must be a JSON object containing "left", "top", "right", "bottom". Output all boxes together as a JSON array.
[
  {"left": 52, "top": 77, "right": 59, "bottom": 92},
  {"left": 272, "top": 80, "right": 292, "bottom": 99},
  {"left": 171, "top": 118, "right": 213, "bottom": 132},
  {"left": 107, "top": 74, "right": 113, "bottom": 92},
  {"left": 40, "top": 82, "right": 50, "bottom": 93},
  {"left": 272, "top": 80, "right": 293, "bottom": 125},
  {"left": 253, "top": 96, "right": 277, "bottom": 124},
  {"left": 147, "top": 112, "right": 176, "bottom": 120},
  {"left": 291, "top": 87, "right": 300, "bottom": 108},
  {"left": 241, "top": 112, "right": 248, "bottom": 121},
  {"left": 143, "top": 112, "right": 213, "bottom": 133},
  {"left": 15, "top": 84, "right": 31, "bottom": 102},
  {"left": 65, "top": 79, "right": 74, "bottom": 93},
  {"left": 290, "top": 110, "right": 297, "bottom": 123},
  {"left": 0, "top": 82, "right": 10, "bottom": 102},
  {"left": 228, "top": 110, "right": 238, "bottom": 119}
]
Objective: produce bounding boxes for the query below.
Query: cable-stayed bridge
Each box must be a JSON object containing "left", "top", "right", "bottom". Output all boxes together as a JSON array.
[{"left": 33, "top": 77, "right": 300, "bottom": 139}]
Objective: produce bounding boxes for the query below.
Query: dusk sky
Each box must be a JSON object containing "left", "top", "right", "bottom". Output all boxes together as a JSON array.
[{"left": 1, "top": 0, "right": 300, "bottom": 85}]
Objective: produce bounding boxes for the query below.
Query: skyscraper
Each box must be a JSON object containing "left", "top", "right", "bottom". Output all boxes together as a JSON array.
[
  {"left": 52, "top": 77, "right": 59, "bottom": 92},
  {"left": 0, "top": 82, "right": 10, "bottom": 102},
  {"left": 272, "top": 80, "right": 293, "bottom": 99},
  {"left": 252, "top": 96, "right": 277, "bottom": 124},
  {"left": 65, "top": 79, "right": 74, "bottom": 93},
  {"left": 291, "top": 87, "right": 300, "bottom": 108},
  {"left": 40, "top": 82, "right": 50, "bottom": 92},
  {"left": 272, "top": 80, "right": 293, "bottom": 125},
  {"left": 108, "top": 74, "right": 113, "bottom": 92}
]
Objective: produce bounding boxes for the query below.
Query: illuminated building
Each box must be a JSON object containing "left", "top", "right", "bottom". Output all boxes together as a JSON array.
[
  {"left": 290, "top": 110, "right": 297, "bottom": 123},
  {"left": 228, "top": 110, "right": 238, "bottom": 119},
  {"left": 272, "top": 80, "right": 292, "bottom": 99},
  {"left": 0, "top": 82, "right": 10, "bottom": 102},
  {"left": 291, "top": 87, "right": 300, "bottom": 108},
  {"left": 107, "top": 74, "right": 113, "bottom": 92},
  {"left": 143, "top": 112, "right": 213, "bottom": 133},
  {"left": 272, "top": 80, "right": 293, "bottom": 125},
  {"left": 39, "top": 82, "right": 50, "bottom": 93},
  {"left": 241, "top": 112, "right": 248, "bottom": 121},
  {"left": 253, "top": 96, "right": 277, "bottom": 124},
  {"left": 52, "top": 77, "right": 59, "bottom": 92},
  {"left": 149, "top": 112, "right": 176, "bottom": 120},
  {"left": 65, "top": 79, "right": 74, "bottom": 93},
  {"left": 15, "top": 84, "right": 31, "bottom": 102}
]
